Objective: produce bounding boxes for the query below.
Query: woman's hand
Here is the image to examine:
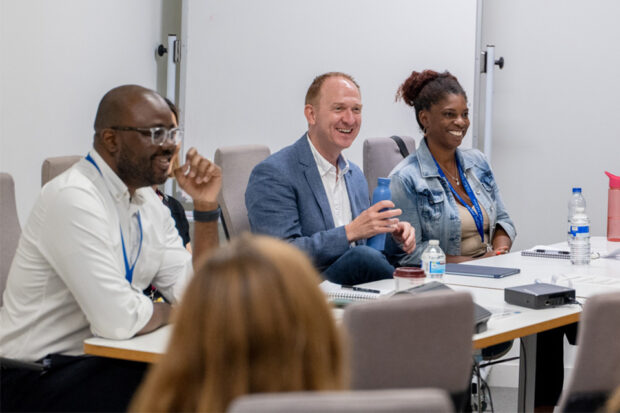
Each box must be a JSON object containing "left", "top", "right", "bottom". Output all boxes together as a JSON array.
[{"left": 491, "top": 226, "right": 512, "bottom": 254}]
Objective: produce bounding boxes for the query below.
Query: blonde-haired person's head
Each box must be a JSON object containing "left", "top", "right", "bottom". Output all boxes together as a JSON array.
[
  {"left": 130, "top": 234, "right": 347, "bottom": 412},
  {"left": 606, "top": 385, "right": 620, "bottom": 412}
]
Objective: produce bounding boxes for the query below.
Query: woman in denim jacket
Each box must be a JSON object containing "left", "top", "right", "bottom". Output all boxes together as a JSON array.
[
  {"left": 388, "top": 69, "right": 571, "bottom": 410},
  {"left": 388, "top": 70, "right": 516, "bottom": 266}
]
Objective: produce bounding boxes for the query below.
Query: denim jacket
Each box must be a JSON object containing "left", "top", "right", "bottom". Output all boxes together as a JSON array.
[{"left": 387, "top": 138, "right": 516, "bottom": 266}]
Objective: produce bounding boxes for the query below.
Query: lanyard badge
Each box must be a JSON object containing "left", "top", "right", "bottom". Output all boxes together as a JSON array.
[
  {"left": 86, "top": 153, "right": 143, "bottom": 283},
  {"left": 433, "top": 156, "right": 485, "bottom": 242}
]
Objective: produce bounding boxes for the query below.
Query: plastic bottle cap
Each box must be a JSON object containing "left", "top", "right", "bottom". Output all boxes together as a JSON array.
[
  {"left": 605, "top": 171, "right": 620, "bottom": 189},
  {"left": 377, "top": 177, "right": 391, "bottom": 186},
  {"left": 393, "top": 267, "right": 426, "bottom": 278},
  {"left": 572, "top": 187, "right": 582, "bottom": 193},
  {"left": 429, "top": 239, "right": 439, "bottom": 245}
]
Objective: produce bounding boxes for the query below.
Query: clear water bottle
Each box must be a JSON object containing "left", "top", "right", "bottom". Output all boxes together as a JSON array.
[
  {"left": 567, "top": 187, "right": 586, "bottom": 243},
  {"left": 421, "top": 240, "right": 446, "bottom": 279},
  {"left": 569, "top": 206, "right": 591, "bottom": 265},
  {"left": 367, "top": 177, "right": 391, "bottom": 251}
]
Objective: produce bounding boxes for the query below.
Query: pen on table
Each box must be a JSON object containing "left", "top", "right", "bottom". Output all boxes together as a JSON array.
[
  {"left": 493, "top": 310, "right": 521, "bottom": 318},
  {"left": 341, "top": 285, "right": 381, "bottom": 294},
  {"left": 535, "top": 249, "right": 570, "bottom": 255}
]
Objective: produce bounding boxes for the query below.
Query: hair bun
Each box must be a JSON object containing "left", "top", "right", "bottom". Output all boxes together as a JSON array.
[{"left": 397, "top": 70, "right": 440, "bottom": 106}]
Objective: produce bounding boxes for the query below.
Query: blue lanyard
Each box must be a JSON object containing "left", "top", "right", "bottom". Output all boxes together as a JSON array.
[
  {"left": 120, "top": 213, "right": 143, "bottom": 284},
  {"left": 85, "top": 153, "right": 143, "bottom": 283},
  {"left": 85, "top": 153, "right": 101, "bottom": 175},
  {"left": 433, "top": 155, "right": 485, "bottom": 242}
]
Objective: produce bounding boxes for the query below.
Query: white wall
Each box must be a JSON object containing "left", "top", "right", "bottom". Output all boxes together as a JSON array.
[
  {"left": 180, "top": 0, "right": 479, "bottom": 169},
  {"left": 0, "top": 0, "right": 176, "bottom": 223},
  {"left": 480, "top": 0, "right": 620, "bottom": 250},
  {"left": 480, "top": 0, "right": 620, "bottom": 388},
  {"left": 3, "top": 1, "right": 614, "bottom": 246}
]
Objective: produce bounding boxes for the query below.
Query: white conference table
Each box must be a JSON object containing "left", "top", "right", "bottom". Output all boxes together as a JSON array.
[
  {"left": 84, "top": 324, "right": 170, "bottom": 364},
  {"left": 83, "top": 285, "right": 579, "bottom": 413},
  {"left": 84, "top": 236, "right": 620, "bottom": 412},
  {"left": 439, "top": 236, "right": 620, "bottom": 411},
  {"left": 443, "top": 237, "right": 620, "bottom": 298},
  {"left": 356, "top": 275, "right": 582, "bottom": 412},
  {"left": 83, "top": 288, "right": 581, "bottom": 354}
]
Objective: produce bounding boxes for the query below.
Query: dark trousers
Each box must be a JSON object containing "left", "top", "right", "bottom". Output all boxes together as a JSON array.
[
  {"left": 535, "top": 322, "right": 579, "bottom": 407},
  {"left": 323, "top": 245, "right": 395, "bottom": 285},
  {"left": 462, "top": 325, "right": 578, "bottom": 411},
  {"left": 1, "top": 354, "right": 148, "bottom": 412}
]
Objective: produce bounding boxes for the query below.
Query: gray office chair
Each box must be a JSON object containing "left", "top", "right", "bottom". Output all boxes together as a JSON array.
[
  {"left": 227, "top": 389, "right": 453, "bottom": 413},
  {"left": 343, "top": 291, "right": 473, "bottom": 410},
  {"left": 214, "top": 145, "right": 270, "bottom": 239},
  {"left": 41, "top": 155, "right": 81, "bottom": 186},
  {"left": 363, "top": 136, "right": 416, "bottom": 195},
  {"left": 0, "top": 173, "right": 21, "bottom": 306},
  {"left": 557, "top": 292, "right": 620, "bottom": 412}
]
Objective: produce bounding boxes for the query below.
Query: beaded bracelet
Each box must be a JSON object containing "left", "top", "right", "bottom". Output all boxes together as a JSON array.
[{"left": 193, "top": 207, "right": 221, "bottom": 222}]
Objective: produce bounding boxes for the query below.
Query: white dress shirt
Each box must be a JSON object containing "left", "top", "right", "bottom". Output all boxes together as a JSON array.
[
  {"left": 0, "top": 150, "right": 192, "bottom": 361},
  {"left": 307, "top": 136, "right": 353, "bottom": 229}
]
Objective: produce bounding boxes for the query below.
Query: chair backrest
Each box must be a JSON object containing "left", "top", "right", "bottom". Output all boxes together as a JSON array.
[
  {"left": 0, "top": 173, "right": 21, "bottom": 306},
  {"left": 227, "top": 389, "right": 453, "bottom": 413},
  {"left": 363, "top": 136, "right": 416, "bottom": 195},
  {"left": 343, "top": 291, "right": 473, "bottom": 397},
  {"left": 41, "top": 155, "right": 81, "bottom": 186},
  {"left": 214, "top": 145, "right": 270, "bottom": 239},
  {"left": 558, "top": 291, "right": 620, "bottom": 411}
]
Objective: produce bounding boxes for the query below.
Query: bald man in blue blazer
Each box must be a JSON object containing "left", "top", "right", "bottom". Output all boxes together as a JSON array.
[{"left": 246, "top": 72, "right": 415, "bottom": 285}]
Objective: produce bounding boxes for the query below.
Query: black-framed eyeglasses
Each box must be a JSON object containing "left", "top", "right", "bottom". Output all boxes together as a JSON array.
[{"left": 110, "top": 126, "right": 183, "bottom": 146}]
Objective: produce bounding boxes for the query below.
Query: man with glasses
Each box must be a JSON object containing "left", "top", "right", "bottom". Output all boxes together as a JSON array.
[{"left": 0, "top": 85, "right": 221, "bottom": 411}]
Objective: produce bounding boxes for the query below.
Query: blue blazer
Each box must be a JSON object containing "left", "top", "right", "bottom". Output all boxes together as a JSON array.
[{"left": 245, "top": 134, "right": 370, "bottom": 271}]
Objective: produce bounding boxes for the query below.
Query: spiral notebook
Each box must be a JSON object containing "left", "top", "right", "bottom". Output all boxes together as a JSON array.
[
  {"left": 521, "top": 246, "right": 570, "bottom": 259},
  {"left": 319, "top": 280, "right": 392, "bottom": 305},
  {"left": 521, "top": 245, "right": 620, "bottom": 260}
]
